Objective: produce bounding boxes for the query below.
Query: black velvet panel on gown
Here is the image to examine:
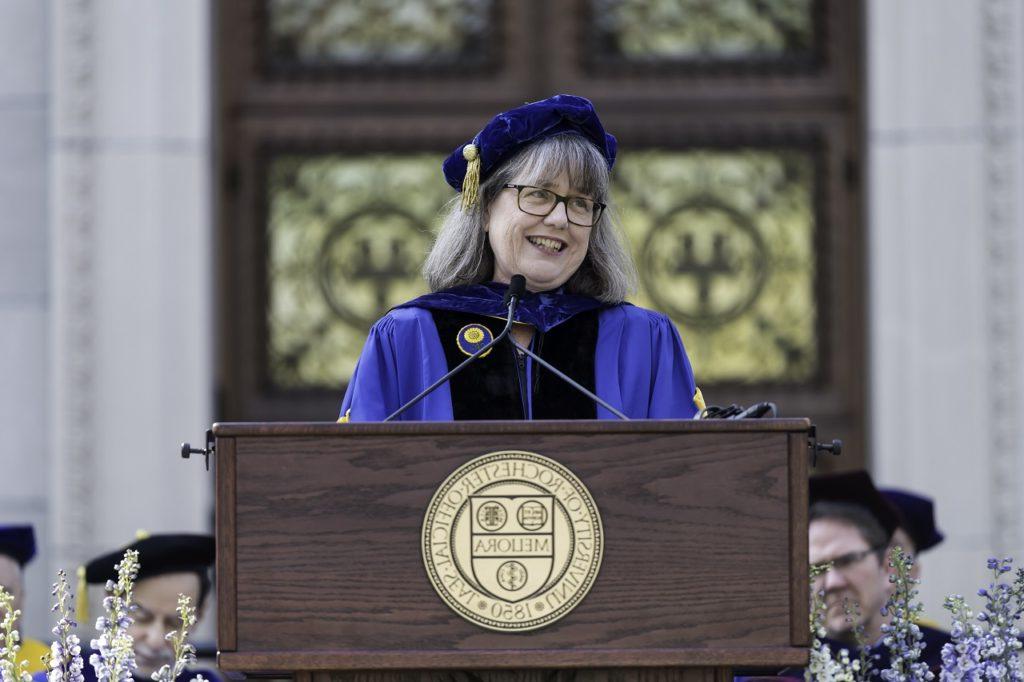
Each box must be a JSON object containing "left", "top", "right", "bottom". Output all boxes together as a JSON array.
[{"left": 429, "top": 309, "right": 599, "bottom": 420}]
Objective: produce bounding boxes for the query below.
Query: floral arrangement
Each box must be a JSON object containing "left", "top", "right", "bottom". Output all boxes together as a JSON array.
[
  {"left": 808, "top": 553, "right": 1024, "bottom": 681},
  {"left": 808, "top": 560, "right": 877, "bottom": 681},
  {"left": 46, "top": 571, "right": 83, "bottom": 682},
  {"left": 1, "top": 587, "right": 32, "bottom": 682},
  {"left": 808, "top": 561, "right": 862, "bottom": 681},
  {"left": 5, "top": 546, "right": 1023, "bottom": 682},
  {"left": 150, "top": 597, "right": 198, "bottom": 682},
  {"left": 878, "top": 547, "right": 932, "bottom": 681},
  {"left": 88, "top": 550, "right": 139, "bottom": 682},
  {"left": 0, "top": 551, "right": 203, "bottom": 682},
  {"left": 940, "top": 558, "right": 1024, "bottom": 680}
]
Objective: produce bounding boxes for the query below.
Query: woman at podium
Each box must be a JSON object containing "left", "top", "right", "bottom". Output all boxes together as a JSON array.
[{"left": 339, "top": 94, "right": 703, "bottom": 422}]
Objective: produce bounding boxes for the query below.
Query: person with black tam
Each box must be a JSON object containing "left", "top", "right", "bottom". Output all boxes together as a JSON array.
[
  {"left": 339, "top": 94, "right": 704, "bottom": 422},
  {"left": 0, "top": 525, "right": 49, "bottom": 674},
  {"left": 48, "top": 534, "right": 221, "bottom": 682}
]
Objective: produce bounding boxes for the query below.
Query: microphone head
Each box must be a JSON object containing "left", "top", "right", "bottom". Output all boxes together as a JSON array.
[
  {"left": 509, "top": 274, "right": 526, "bottom": 297},
  {"left": 504, "top": 275, "right": 527, "bottom": 305}
]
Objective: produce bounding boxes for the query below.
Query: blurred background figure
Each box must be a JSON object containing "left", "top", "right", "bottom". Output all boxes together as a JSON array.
[
  {"left": 807, "top": 471, "right": 949, "bottom": 674},
  {"left": 881, "top": 487, "right": 946, "bottom": 629},
  {"left": 881, "top": 487, "right": 945, "bottom": 581},
  {"left": 76, "top": 534, "right": 219, "bottom": 682},
  {"left": 809, "top": 472, "right": 903, "bottom": 647},
  {"left": 0, "top": 525, "right": 48, "bottom": 674}
]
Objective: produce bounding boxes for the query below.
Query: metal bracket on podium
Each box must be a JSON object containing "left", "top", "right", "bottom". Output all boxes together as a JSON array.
[
  {"left": 808, "top": 424, "right": 842, "bottom": 467},
  {"left": 181, "top": 429, "right": 215, "bottom": 470}
]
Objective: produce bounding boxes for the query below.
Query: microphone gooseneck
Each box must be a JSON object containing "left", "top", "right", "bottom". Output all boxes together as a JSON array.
[
  {"left": 385, "top": 273, "right": 628, "bottom": 422},
  {"left": 504, "top": 274, "right": 628, "bottom": 419},
  {"left": 507, "top": 338, "right": 630, "bottom": 420},
  {"left": 383, "top": 277, "right": 525, "bottom": 422}
]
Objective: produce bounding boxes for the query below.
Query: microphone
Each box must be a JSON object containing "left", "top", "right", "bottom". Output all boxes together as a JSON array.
[
  {"left": 503, "top": 276, "right": 524, "bottom": 306},
  {"left": 699, "top": 402, "right": 778, "bottom": 419},
  {"left": 384, "top": 275, "right": 527, "bottom": 421},
  {"left": 507, "top": 338, "right": 629, "bottom": 420},
  {"left": 729, "top": 402, "right": 777, "bottom": 419}
]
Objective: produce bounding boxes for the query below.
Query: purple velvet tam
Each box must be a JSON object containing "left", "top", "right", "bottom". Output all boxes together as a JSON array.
[
  {"left": 442, "top": 94, "right": 617, "bottom": 191},
  {"left": 0, "top": 525, "right": 36, "bottom": 566},
  {"left": 881, "top": 488, "right": 945, "bottom": 552}
]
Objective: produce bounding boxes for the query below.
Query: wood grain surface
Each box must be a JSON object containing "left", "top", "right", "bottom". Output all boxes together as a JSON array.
[
  {"left": 212, "top": 420, "right": 811, "bottom": 437},
  {"left": 787, "top": 434, "right": 810, "bottom": 647},
  {"left": 216, "top": 421, "right": 810, "bottom": 672},
  {"left": 303, "top": 666, "right": 734, "bottom": 682},
  {"left": 217, "top": 436, "right": 238, "bottom": 651}
]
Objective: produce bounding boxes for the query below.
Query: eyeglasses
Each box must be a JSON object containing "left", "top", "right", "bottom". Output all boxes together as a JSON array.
[
  {"left": 503, "top": 184, "right": 606, "bottom": 228},
  {"left": 813, "top": 545, "right": 887, "bottom": 574}
]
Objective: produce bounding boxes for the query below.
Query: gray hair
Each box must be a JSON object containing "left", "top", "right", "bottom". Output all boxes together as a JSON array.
[{"left": 422, "top": 134, "right": 638, "bottom": 303}]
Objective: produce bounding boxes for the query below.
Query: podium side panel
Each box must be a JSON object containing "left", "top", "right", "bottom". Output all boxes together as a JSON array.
[
  {"left": 217, "top": 436, "right": 238, "bottom": 651},
  {"left": 788, "top": 433, "right": 810, "bottom": 647}
]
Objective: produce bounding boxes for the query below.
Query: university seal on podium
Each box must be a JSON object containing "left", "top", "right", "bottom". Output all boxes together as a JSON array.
[{"left": 422, "top": 451, "right": 603, "bottom": 631}]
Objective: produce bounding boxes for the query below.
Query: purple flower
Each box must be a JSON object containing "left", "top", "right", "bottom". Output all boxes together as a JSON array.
[
  {"left": 89, "top": 551, "right": 140, "bottom": 682},
  {"left": 880, "top": 547, "right": 933, "bottom": 681},
  {"left": 47, "top": 571, "right": 85, "bottom": 682},
  {"left": 940, "top": 559, "right": 1024, "bottom": 680}
]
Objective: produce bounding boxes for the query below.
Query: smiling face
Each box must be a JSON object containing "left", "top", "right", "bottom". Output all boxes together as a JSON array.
[{"left": 486, "top": 172, "right": 593, "bottom": 292}]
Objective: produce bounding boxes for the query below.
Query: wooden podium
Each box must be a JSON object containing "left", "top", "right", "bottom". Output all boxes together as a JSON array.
[{"left": 212, "top": 420, "right": 811, "bottom": 682}]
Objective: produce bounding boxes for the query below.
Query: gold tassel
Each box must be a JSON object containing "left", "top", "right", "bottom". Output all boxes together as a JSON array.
[
  {"left": 75, "top": 566, "right": 88, "bottom": 624},
  {"left": 693, "top": 386, "right": 706, "bottom": 413},
  {"left": 460, "top": 144, "right": 481, "bottom": 211},
  {"left": 337, "top": 408, "right": 351, "bottom": 424}
]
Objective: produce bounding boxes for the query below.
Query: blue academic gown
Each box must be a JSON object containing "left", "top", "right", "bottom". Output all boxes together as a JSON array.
[{"left": 339, "top": 282, "right": 701, "bottom": 421}]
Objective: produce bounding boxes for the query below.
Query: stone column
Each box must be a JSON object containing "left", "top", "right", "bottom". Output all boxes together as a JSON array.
[
  {"left": 868, "top": 0, "right": 1024, "bottom": 615},
  {"left": 49, "top": 0, "right": 213, "bottom": 597},
  {"left": 0, "top": 0, "right": 51, "bottom": 640}
]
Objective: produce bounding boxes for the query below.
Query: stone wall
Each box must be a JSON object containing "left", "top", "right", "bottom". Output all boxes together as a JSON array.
[
  {"left": 0, "top": 0, "right": 213, "bottom": 639},
  {"left": 868, "top": 0, "right": 1024, "bottom": 616}
]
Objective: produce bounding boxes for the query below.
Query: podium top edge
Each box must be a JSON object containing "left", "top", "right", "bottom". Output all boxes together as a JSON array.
[{"left": 211, "top": 418, "right": 812, "bottom": 437}]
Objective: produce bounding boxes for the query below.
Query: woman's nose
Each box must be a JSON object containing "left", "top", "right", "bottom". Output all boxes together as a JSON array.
[{"left": 544, "top": 200, "right": 570, "bottom": 228}]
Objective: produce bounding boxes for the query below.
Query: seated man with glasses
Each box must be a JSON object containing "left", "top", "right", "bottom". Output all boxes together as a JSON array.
[
  {"left": 339, "top": 95, "right": 703, "bottom": 422},
  {"left": 807, "top": 471, "right": 949, "bottom": 675},
  {"left": 41, "top": 533, "right": 222, "bottom": 682},
  {"left": 739, "top": 472, "right": 950, "bottom": 680}
]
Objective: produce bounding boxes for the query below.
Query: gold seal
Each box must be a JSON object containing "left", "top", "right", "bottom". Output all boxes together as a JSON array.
[{"left": 422, "top": 450, "right": 603, "bottom": 632}]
